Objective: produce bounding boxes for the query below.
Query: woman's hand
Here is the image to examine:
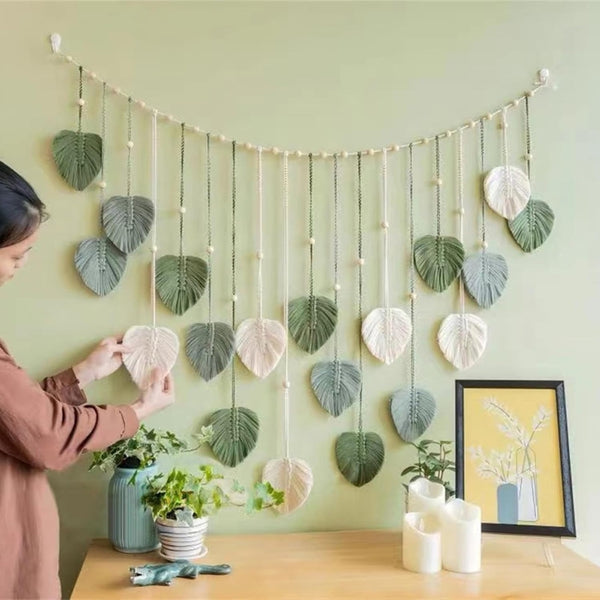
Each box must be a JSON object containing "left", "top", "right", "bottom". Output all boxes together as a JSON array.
[
  {"left": 130, "top": 368, "right": 175, "bottom": 421},
  {"left": 73, "top": 336, "right": 130, "bottom": 387}
]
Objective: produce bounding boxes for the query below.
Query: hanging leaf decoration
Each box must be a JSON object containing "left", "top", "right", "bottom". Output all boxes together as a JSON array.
[
  {"left": 414, "top": 235, "right": 465, "bottom": 293},
  {"left": 335, "top": 431, "right": 385, "bottom": 487},
  {"left": 185, "top": 322, "right": 235, "bottom": 382},
  {"left": 484, "top": 166, "right": 531, "bottom": 220},
  {"left": 310, "top": 360, "right": 361, "bottom": 417},
  {"left": 508, "top": 199, "right": 554, "bottom": 253},
  {"left": 361, "top": 307, "right": 411, "bottom": 365},
  {"left": 155, "top": 255, "right": 207, "bottom": 316},
  {"left": 262, "top": 458, "right": 314, "bottom": 515},
  {"left": 462, "top": 250, "right": 508, "bottom": 309},
  {"left": 101, "top": 195, "right": 155, "bottom": 254},
  {"left": 437, "top": 313, "right": 488, "bottom": 370},
  {"left": 288, "top": 295, "right": 338, "bottom": 354},
  {"left": 390, "top": 388, "right": 436, "bottom": 442},
  {"left": 52, "top": 130, "right": 103, "bottom": 191},
  {"left": 122, "top": 325, "right": 180, "bottom": 389},
  {"left": 235, "top": 318, "right": 286, "bottom": 379},
  {"left": 208, "top": 407, "right": 259, "bottom": 468},
  {"left": 74, "top": 236, "right": 126, "bottom": 296}
]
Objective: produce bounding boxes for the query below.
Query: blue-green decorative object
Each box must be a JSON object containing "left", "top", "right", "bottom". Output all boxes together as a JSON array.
[
  {"left": 497, "top": 482, "right": 518, "bottom": 524},
  {"left": 130, "top": 561, "right": 232, "bottom": 586},
  {"left": 508, "top": 199, "right": 554, "bottom": 253}
]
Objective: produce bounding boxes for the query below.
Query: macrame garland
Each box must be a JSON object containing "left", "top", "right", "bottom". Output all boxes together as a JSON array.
[
  {"left": 52, "top": 64, "right": 103, "bottom": 191},
  {"left": 390, "top": 144, "right": 436, "bottom": 442},
  {"left": 208, "top": 141, "right": 259, "bottom": 468},
  {"left": 289, "top": 154, "right": 338, "bottom": 354},
  {"left": 335, "top": 153, "right": 384, "bottom": 488},
  {"left": 186, "top": 134, "right": 236, "bottom": 381},
  {"left": 414, "top": 136, "right": 465, "bottom": 293},
  {"left": 236, "top": 147, "right": 286, "bottom": 378},
  {"left": 155, "top": 123, "right": 207, "bottom": 315},
  {"left": 263, "top": 151, "right": 314, "bottom": 514},
  {"left": 311, "top": 154, "right": 362, "bottom": 417}
]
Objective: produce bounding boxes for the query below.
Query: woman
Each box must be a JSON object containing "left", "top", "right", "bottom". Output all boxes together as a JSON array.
[{"left": 0, "top": 161, "right": 175, "bottom": 600}]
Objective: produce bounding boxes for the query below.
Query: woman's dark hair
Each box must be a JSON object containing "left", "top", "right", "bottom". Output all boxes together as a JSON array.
[{"left": 0, "top": 161, "right": 48, "bottom": 248}]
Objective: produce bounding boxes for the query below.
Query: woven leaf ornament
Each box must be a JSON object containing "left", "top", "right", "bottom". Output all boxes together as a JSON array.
[
  {"left": 74, "top": 236, "right": 126, "bottom": 296},
  {"left": 101, "top": 195, "right": 155, "bottom": 254},
  {"left": 52, "top": 130, "right": 103, "bottom": 191},
  {"left": 208, "top": 407, "right": 259, "bottom": 468},
  {"left": 414, "top": 235, "right": 465, "bottom": 293},
  {"left": 484, "top": 166, "right": 531, "bottom": 220},
  {"left": 185, "top": 322, "right": 235, "bottom": 382},
  {"left": 362, "top": 308, "right": 411, "bottom": 365},
  {"left": 262, "top": 458, "right": 314, "bottom": 515},
  {"left": 508, "top": 199, "right": 554, "bottom": 252},
  {"left": 155, "top": 255, "right": 207, "bottom": 316},
  {"left": 437, "top": 313, "right": 488, "bottom": 370},
  {"left": 288, "top": 295, "right": 338, "bottom": 354},
  {"left": 310, "top": 360, "right": 361, "bottom": 417},
  {"left": 335, "top": 432, "right": 385, "bottom": 487},
  {"left": 390, "top": 388, "right": 436, "bottom": 443},
  {"left": 236, "top": 318, "right": 286, "bottom": 379},
  {"left": 462, "top": 250, "right": 508, "bottom": 309}
]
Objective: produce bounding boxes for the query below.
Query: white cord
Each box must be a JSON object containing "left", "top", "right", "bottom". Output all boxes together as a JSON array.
[
  {"left": 382, "top": 149, "right": 390, "bottom": 310},
  {"left": 457, "top": 129, "right": 465, "bottom": 316},
  {"left": 283, "top": 151, "right": 290, "bottom": 460},
  {"left": 257, "top": 146, "right": 264, "bottom": 320},
  {"left": 151, "top": 110, "right": 158, "bottom": 328}
]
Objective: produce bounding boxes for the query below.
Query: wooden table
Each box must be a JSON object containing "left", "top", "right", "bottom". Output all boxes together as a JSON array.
[{"left": 71, "top": 529, "right": 600, "bottom": 599}]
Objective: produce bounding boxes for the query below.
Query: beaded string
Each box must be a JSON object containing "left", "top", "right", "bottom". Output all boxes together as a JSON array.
[
  {"left": 206, "top": 133, "right": 213, "bottom": 323},
  {"left": 457, "top": 130, "right": 465, "bottom": 315},
  {"left": 231, "top": 141, "right": 237, "bottom": 409},
  {"left": 179, "top": 123, "right": 186, "bottom": 258},
  {"left": 333, "top": 154, "right": 340, "bottom": 360},
  {"left": 357, "top": 152, "right": 364, "bottom": 434},
  {"left": 127, "top": 97, "right": 133, "bottom": 199},
  {"left": 435, "top": 135, "right": 442, "bottom": 237},
  {"left": 99, "top": 82, "right": 107, "bottom": 204},
  {"left": 525, "top": 95, "right": 533, "bottom": 182},
  {"left": 408, "top": 144, "right": 416, "bottom": 393},
  {"left": 77, "top": 65, "right": 83, "bottom": 133},
  {"left": 150, "top": 109, "right": 158, "bottom": 328},
  {"left": 500, "top": 107, "right": 510, "bottom": 174},
  {"left": 382, "top": 148, "right": 390, "bottom": 311},
  {"left": 479, "top": 119, "right": 487, "bottom": 247},
  {"left": 308, "top": 153, "right": 315, "bottom": 298},
  {"left": 282, "top": 151, "right": 291, "bottom": 459},
  {"left": 257, "top": 146, "right": 264, "bottom": 319}
]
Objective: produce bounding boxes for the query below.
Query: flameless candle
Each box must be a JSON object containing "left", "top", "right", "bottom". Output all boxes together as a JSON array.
[
  {"left": 408, "top": 477, "right": 446, "bottom": 514},
  {"left": 441, "top": 498, "right": 481, "bottom": 573},
  {"left": 402, "top": 512, "right": 442, "bottom": 574}
]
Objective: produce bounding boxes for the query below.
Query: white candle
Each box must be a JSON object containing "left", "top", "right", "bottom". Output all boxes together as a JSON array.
[
  {"left": 441, "top": 498, "right": 481, "bottom": 573},
  {"left": 408, "top": 477, "right": 446, "bottom": 514},
  {"left": 402, "top": 512, "right": 442, "bottom": 573}
]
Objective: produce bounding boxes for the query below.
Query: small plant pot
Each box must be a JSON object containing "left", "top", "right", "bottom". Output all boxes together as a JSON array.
[{"left": 155, "top": 516, "right": 209, "bottom": 561}]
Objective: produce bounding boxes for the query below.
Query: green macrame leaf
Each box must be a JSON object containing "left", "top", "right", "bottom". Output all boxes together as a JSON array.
[
  {"left": 52, "top": 130, "right": 103, "bottom": 191},
  {"left": 390, "top": 387, "right": 436, "bottom": 443},
  {"left": 414, "top": 235, "right": 465, "bottom": 293},
  {"left": 288, "top": 295, "right": 338, "bottom": 354},
  {"left": 74, "top": 236, "right": 126, "bottom": 296},
  {"left": 208, "top": 406, "right": 259, "bottom": 468},
  {"left": 508, "top": 199, "right": 555, "bottom": 253},
  {"left": 155, "top": 255, "right": 207, "bottom": 316},
  {"left": 101, "top": 195, "right": 155, "bottom": 254},
  {"left": 335, "top": 431, "right": 385, "bottom": 487},
  {"left": 310, "top": 360, "right": 361, "bottom": 417},
  {"left": 185, "top": 322, "right": 235, "bottom": 382},
  {"left": 462, "top": 250, "right": 509, "bottom": 309}
]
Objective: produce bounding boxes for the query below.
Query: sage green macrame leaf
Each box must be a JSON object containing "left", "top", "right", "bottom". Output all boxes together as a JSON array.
[
  {"left": 185, "top": 322, "right": 235, "bottom": 381},
  {"left": 208, "top": 407, "right": 259, "bottom": 468},
  {"left": 310, "top": 360, "right": 361, "bottom": 417},
  {"left": 101, "top": 195, "right": 155, "bottom": 254},
  {"left": 74, "top": 236, "right": 126, "bottom": 296},
  {"left": 335, "top": 431, "right": 385, "bottom": 487},
  {"left": 508, "top": 199, "right": 555, "bottom": 253},
  {"left": 155, "top": 255, "right": 207, "bottom": 316},
  {"left": 414, "top": 235, "right": 465, "bottom": 293},
  {"left": 390, "top": 387, "right": 436, "bottom": 442},
  {"left": 288, "top": 295, "right": 338, "bottom": 354},
  {"left": 462, "top": 250, "right": 508, "bottom": 309},
  {"left": 52, "top": 130, "right": 103, "bottom": 191}
]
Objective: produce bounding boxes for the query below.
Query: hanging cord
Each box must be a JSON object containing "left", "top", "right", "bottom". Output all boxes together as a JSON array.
[
  {"left": 77, "top": 65, "right": 83, "bottom": 133},
  {"left": 333, "top": 154, "right": 340, "bottom": 360},
  {"left": 382, "top": 148, "right": 390, "bottom": 311},
  {"left": 457, "top": 130, "right": 465, "bottom": 315},
  {"left": 206, "top": 133, "right": 213, "bottom": 323},
  {"left": 308, "top": 153, "right": 314, "bottom": 298},
  {"left": 179, "top": 123, "right": 186, "bottom": 257},
  {"left": 357, "top": 152, "right": 364, "bottom": 434},
  {"left": 283, "top": 151, "right": 290, "bottom": 459},
  {"left": 408, "top": 144, "right": 416, "bottom": 393},
  {"left": 257, "top": 146, "right": 264, "bottom": 320},
  {"left": 150, "top": 110, "right": 158, "bottom": 328},
  {"left": 501, "top": 107, "right": 510, "bottom": 172},
  {"left": 127, "top": 97, "right": 132, "bottom": 198},
  {"left": 231, "top": 141, "right": 237, "bottom": 409},
  {"left": 525, "top": 95, "right": 533, "bottom": 182},
  {"left": 480, "top": 119, "right": 487, "bottom": 247},
  {"left": 100, "top": 82, "right": 106, "bottom": 204},
  {"left": 435, "top": 135, "right": 442, "bottom": 237}
]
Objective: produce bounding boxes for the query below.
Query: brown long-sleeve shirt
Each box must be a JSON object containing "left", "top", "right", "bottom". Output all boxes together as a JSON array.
[{"left": 0, "top": 340, "right": 139, "bottom": 599}]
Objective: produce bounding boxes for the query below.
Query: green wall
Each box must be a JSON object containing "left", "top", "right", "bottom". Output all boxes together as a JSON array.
[{"left": 0, "top": 2, "right": 598, "bottom": 596}]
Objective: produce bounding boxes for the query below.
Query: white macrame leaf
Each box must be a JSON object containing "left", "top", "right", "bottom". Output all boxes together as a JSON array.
[
  {"left": 437, "top": 313, "right": 488, "bottom": 370},
  {"left": 484, "top": 166, "right": 531, "bottom": 220},
  {"left": 236, "top": 318, "right": 286, "bottom": 378},
  {"left": 123, "top": 326, "right": 180, "bottom": 389},
  {"left": 262, "top": 457, "right": 314, "bottom": 515},
  {"left": 361, "top": 307, "right": 411, "bottom": 365}
]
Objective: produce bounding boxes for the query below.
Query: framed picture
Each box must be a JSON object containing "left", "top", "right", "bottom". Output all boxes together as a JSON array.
[{"left": 455, "top": 380, "right": 575, "bottom": 537}]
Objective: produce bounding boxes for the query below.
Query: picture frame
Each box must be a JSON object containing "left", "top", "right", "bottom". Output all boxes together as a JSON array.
[{"left": 455, "top": 380, "right": 575, "bottom": 537}]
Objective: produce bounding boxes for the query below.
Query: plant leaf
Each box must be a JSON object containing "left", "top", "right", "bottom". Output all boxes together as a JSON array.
[
  {"left": 101, "top": 195, "right": 155, "bottom": 254},
  {"left": 310, "top": 359, "right": 361, "bottom": 417},
  {"left": 414, "top": 236, "right": 465, "bottom": 293},
  {"left": 52, "top": 130, "right": 103, "bottom": 191},
  {"left": 155, "top": 255, "right": 207, "bottom": 315},
  {"left": 335, "top": 431, "right": 384, "bottom": 487},
  {"left": 74, "top": 236, "right": 126, "bottom": 296},
  {"left": 508, "top": 199, "right": 554, "bottom": 252},
  {"left": 484, "top": 165, "right": 531, "bottom": 219},
  {"left": 185, "top": 322, "right": 235, "bottom": 381},
  {"left": 390, "top": 388, "right": 436, "bottom": 442},
  {"left": 208, "top": 407, "right": 259, "bottom": 468},
  {"left": 361, "top": 307, "right": 411, "bottom": 365},
  {"left": 235, "top": 318, "right": 286, "bottom": 378},
  {"left": 462, "top": 250, "right": 509, "bottom": 309},
  {"left": 437, "top": 313, "right": 488, "bottom": 370},
  {"left": 262, "top": 457, "right": 314, "bottom": 515},
  {"left": 288, "top": 295, "right": 338, "bottom": 354}
]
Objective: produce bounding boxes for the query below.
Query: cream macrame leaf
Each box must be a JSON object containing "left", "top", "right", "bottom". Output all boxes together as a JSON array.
[
  {"left": 361, "top": 307, "right": 411, "bottom": 365},
  {"left": 74, "top": 236, "right": 126, "bottom": 296},
  {"left": 288, "top": 295, "right": 338, "bottom": 354},
  {"left": 414, "top": 235, "right": 465, "bottom": 293},
  {"left": 155, "top": 255, "right": 207, "bottom": 316},
  {"left": 208, "top": 407, "right": 259, "bottom": 468},
  {"left": 508, "top": 199, "right": 555, "bottom": 253},
  {"left": 102, "top": 195, "right": 155, "bottom": 254},
  {"left": 390, "top": 388, "right": 436, "bottom": 442},
  {"left": 122, "top": 325, "right": 180, "bottom": 389},
  {"left": 437, "top": 313, "right": 488, "bottom": 370},
  {"left": 235, "top": 318, "right": 286, "bottom": 378},
  {"left": 185, "top": 322, "right": 235, "bottom": 382},
  {"left": 462, "top": 250, "right": 508, "bottom": 309},
  {"left": 52, "top": 130, "right": 103, "bottom": 191},
  {"left": 335, "top": 431, "right": 385, "bottom": 487},
  {"left": 262, "top": 457, "right": 314, "bottom": 515},
  {"left": 484, "top": 166, "right": 531, "bottom": 220},
  {"left": 310, "top": 360, "right": 361, "bottom": 417}
]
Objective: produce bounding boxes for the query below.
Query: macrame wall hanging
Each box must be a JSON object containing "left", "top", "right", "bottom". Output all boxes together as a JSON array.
[{"left": 311, "top": 155, "right": 362, "bottom": 417}]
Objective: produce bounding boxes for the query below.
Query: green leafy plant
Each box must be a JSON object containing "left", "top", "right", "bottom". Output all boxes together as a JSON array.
[{"left": 401, "top": 439, "right": 455, "bottom": 500}]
